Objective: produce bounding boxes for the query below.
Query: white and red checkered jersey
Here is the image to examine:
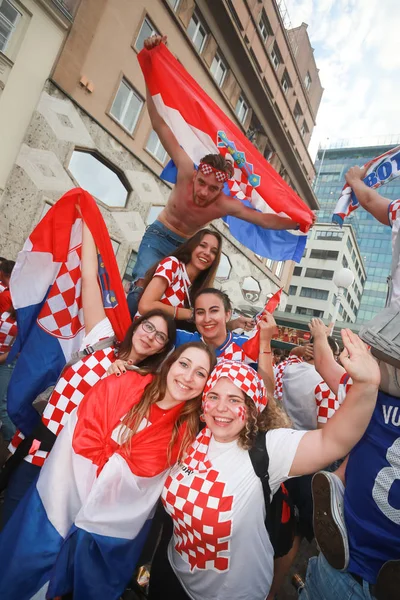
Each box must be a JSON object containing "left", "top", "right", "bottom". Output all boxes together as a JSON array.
[
  {"left": 162, "top": 427, "right": 306, "bottom": 600},
  {"left": 154, "top": 256, "right": 191, "bottom": 308},
  {"left": 388, "top": 199, "right": 400, "bottom": 309},
  {"left": 315, "top": 380, "right": 340, "bottom": 424},
  {"left": 274, "top": 356, "right": 303, "bottom": 401},
  {"left": 9, "top": 318, "right": 116, "bottom": 467},
  {"left": 0, "top": 311, "right": 17, "bottom": 354}
]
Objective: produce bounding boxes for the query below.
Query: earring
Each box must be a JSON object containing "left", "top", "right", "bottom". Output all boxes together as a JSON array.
[{"left": 200, "top": 413, "right": 206, "bottom": 422}]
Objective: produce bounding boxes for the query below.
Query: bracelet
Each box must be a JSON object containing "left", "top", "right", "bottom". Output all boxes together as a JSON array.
[{"left": 259, "top": 350, "right": 272, "bottom": 354}]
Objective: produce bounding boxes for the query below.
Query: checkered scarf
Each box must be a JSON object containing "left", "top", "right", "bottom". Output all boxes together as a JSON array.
[
  {"left": 182, "top": 361, "right": 267, "bottom": 472},
  {"left": 274, "top": 356, "right": 303, "bottom": 401},
  {"left": 198, "top": 161, "right": 229, "bottom": 183}
]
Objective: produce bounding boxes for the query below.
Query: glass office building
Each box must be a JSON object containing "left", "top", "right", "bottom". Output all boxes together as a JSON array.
[{"left": 315, "top": 143, "right": 400, "bottom": 323}]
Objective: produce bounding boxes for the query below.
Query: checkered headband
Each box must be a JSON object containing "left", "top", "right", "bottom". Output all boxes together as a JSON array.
[
  {"left": 198, "top": 161, "right": 229, "bottom": 183},
  {"left": 203, "top": 360, "right": 267, "bottom": 413}
]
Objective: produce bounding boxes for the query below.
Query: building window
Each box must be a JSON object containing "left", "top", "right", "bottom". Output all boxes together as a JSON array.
[
  {"left": 270, "top": 43, "right": 282, "bottom": 71},
  {"left": 315, "top": 230, "right": 344, "bottom": 241},
  {"left": 347, "top": 237, "right": 353, "bottom": 251},
  {"left": 235, "top": 95, "right": 249, "bottom": 125},
  {"left": 146, "top": 130, "right": 168, "bottom": 164},
  {"left": 275, "top": 261, "right": 284, "bottom": 278},
  {"left": 293, "top": 266, "right": 302, "bottom": 276},
  {"left": 124, "top": 251, "right": 138, "bottom": 281},
  {"left": 68, "top": 151, "right": 130, "bottom": 208},
  {"left": 0, "top": 0, "right": 20, "bottom": 52},
  {"left": 309, "top": 249, "right": 339, "bottom": 260},
  {"left": 242, "top": 276, "right": 261, "bottom": 303},
  {"left": 210, "top": 52, "right": 227, "bottom": 88},
  {"left": 296, "top": 307, "right": 324, "bottom": 318},
  {"left": 289, "top": 285, "right": 297, "bottom": 295},
  {"left": 135, "top": 17, "right": 158, "bottom": 52},
  {"left": 258, "top": 10, "right": 272, "bottom": 43},
  {"left": 167, "top": 0, "right": 180, "bottom": 10},
  {"left": 187, "top": 11, "right": 207, "bottom": 53},
  {"left": 281, "top": 70, "right": 292, "bottom": 95},
  {"left": 285, "top": 304, "right": 293, "bottom": 313},
  {"left": 110, "top": 79, "right": 143, "bottom": 133},
  {"left": 266, "top": 258, "right": 274, "bottom": 270},
  {"left": 294, "top": 101, "right": 303, "bottom": 124},
  {"left": 300, "top": 287, "right": 329, "bottom": 300},
  {"left": 305, "top": 268, "right": 334, "bottom": 280},
  {"left": 216, "top": 253, "right": 232, "bottom": 281},
  {"left": 300, "top": 120, "right": 309, "bottom": 138},
  {"left": 342, "top": 256, "right": 349, "bottom": 268},
  {"left": 304, "top": 71, "right": 312, "bottom": 91}
]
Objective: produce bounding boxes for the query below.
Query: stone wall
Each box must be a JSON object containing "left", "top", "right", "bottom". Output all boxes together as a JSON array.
[{"left": 0, "top": 80, "right": 286, "bottom": 312}]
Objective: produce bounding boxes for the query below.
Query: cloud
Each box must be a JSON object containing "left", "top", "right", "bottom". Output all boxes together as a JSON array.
[{"left": 285, "top": 0, "right": 400, "bottom": 159}]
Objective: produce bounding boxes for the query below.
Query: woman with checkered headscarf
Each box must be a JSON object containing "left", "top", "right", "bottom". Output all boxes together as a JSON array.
[{"left": 149, "top": 330, "right": 381, "bottom": 600}]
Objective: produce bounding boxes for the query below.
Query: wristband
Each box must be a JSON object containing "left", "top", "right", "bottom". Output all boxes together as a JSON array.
[{"left": 260, "top": 350, "right": 272, "bottom": 354}]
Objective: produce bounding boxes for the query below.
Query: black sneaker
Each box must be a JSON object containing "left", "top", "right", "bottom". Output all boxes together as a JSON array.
[{"left": 375, "top": 559, "right": 400, "bottom": 600}]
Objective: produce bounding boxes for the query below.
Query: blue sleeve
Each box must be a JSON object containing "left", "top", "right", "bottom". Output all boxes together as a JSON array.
[{"left": 175, "top": 329, "right": 197, "bottom": 347}]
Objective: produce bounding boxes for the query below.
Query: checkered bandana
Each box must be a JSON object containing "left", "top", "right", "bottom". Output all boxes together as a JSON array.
[
  {"left": 203, "top": 360, "right": 267, "bottom": 414},
  {"left": 198, "top": 161, "right": 229, "bottom": 183}
]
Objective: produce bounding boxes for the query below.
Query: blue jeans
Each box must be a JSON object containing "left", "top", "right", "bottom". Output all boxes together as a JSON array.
[
  {"left": 0, "top": 359, "right": 16, "bottom": 442},
  {"left": 127, "top": 220, "right": 186, "bottom": 317},
  {"left": 299, "top": 554, "right": 377, "bottom": 600},
  {"left": 1, "top": 460, "right": 41, "bottom": 528}
]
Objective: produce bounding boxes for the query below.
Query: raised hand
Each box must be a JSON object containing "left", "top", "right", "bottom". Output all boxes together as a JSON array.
[
  {"left": 339, "top": 329, "right": 380, "bottom": 387},
  {"left": 144, "top": 35, "right": 167, "bottom": 51},
  {"left": 259, "top": 313, "right": 278, "bottom": 343},
  {"left": 345, "top": 165, "right": 368, "bottom": 187},
  {"left": 308, "top": 317, "right": 329, "bottom": 339}
]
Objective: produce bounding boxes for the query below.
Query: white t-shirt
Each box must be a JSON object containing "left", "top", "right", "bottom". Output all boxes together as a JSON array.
[
  {"left": 163, "top": 428, "right": 306, "bottom": 600},
  {"left": 282, "top": 361, "right": 323, "bottom": 430}
]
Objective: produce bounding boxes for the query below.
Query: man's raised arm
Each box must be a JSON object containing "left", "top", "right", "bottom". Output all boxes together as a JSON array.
[
  {"left": 222, "top": 195, "right": 304, "bottom": 230},
  {"left": 144, "top": 35, "right": 193, "bottom": 174},
  {"left": 345, "top": 166, "right": 392, "bottom": 226}
]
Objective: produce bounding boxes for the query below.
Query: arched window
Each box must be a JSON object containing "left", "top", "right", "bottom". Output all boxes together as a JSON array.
[{"left": 68, "top": 150, "right": 130, "bottom": 208}]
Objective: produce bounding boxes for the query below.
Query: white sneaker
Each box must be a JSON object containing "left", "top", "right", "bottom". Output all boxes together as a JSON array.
[{"left": 312, "top": 471, "right": 349, "bottom": 571}]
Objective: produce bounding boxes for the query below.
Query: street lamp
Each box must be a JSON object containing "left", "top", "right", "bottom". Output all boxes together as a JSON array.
[{"left": 329, "top": 268, "right": 355, "bottom": 334}]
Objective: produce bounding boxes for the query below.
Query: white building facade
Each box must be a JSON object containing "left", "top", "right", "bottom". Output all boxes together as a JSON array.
[{"left": 285, "top": 223, "right": 366, "bottom": 323}]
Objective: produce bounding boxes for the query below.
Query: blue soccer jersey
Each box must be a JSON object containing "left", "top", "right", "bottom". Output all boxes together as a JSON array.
[{"left": 345, "top": 387, "right": 400, "bottom": 583}]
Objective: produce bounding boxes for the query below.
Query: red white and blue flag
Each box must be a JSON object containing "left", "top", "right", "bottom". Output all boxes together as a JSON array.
[
  {"left": 138, "top": 44, "right": 314, "bottom": 262},
  {"left": 0, "top": 371, "right": 181, "bottom": 600},
  {"left": 333, "top": 145, "right": 400, "bottom": 226},
  {"left": 7, "top": 188, "right": 131, "bottom": 435},
  {"left": 241, "top": 288, "right": 282, "bottom": 361}
]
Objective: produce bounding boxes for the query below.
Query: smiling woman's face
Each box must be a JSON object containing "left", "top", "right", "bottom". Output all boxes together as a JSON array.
[
  {"left": 165, "top": 346, "right": 212, "bottom": 404},
  {"left": 203, "top": 377, "right": 248, "bottom": 443}
]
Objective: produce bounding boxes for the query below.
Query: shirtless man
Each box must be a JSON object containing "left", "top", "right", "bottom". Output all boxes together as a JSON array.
[{"left": 127, "top": 35, "right": 310, "bottom": 316}]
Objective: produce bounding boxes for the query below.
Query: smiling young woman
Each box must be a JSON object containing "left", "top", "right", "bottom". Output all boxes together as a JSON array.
[
  {"left": 135, "top": 229, "right": 222, "bottom": 323},
  {"left": 0, "top": 342, "right": 216, "bottom": 600},
  {"left": 148, "top": 333, "right": 381, "bottom": 600}
]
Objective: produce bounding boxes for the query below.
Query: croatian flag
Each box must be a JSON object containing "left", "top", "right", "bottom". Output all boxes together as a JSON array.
[
  {"left": 0, "top": 372, "right": 176, "bottom": 600},
  {"left": 333, "top": 145, "right": 400, "bottom": 226},
  {"left": 138, "top": 44, "right": 313, "bottom": 262},
  {"left": 7, "top": 188, "right": 131, "bottom": 435},
  {"left": 242, "top": 288, "right": 282, "bottom": 361}
]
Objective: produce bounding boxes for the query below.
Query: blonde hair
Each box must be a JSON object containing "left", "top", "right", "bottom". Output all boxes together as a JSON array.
[
  {"left": 120, "top": 342, "right": 216, "bottom": 463},
  {"left": 238, "top": 394, "right": 292, "bottom": 451}
]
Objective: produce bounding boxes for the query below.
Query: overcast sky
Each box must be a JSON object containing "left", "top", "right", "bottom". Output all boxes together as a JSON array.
[{"left": 285, "top": 0, "right": 400, "bottom": 159}]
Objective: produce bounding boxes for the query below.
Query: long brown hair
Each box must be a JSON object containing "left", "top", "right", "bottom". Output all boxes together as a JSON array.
[
  {"left": 238, "top": 394, "right": 292, "bottom": 450},
  {"left": 118, "top": 310, "right": 176, "bottom": 372},
  {"left": 120, "top": 342, "right": 216, "bottom": 462},
  {"left": 141, "top": 229, "right": 223, "bottom": 306}
]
